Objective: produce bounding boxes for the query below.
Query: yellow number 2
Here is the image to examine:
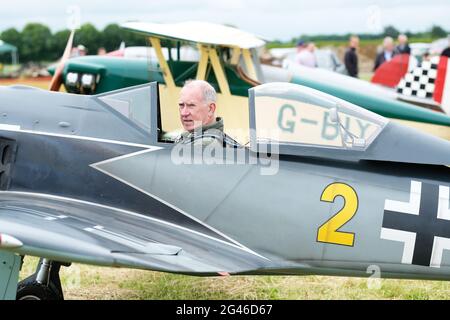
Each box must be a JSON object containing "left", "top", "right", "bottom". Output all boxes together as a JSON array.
[{"left": 317, "top": 183, "right": 358, "bottom": 247}]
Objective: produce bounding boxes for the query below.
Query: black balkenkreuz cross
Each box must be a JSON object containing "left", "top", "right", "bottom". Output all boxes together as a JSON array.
[{"left": 382, "top": 182, "right": 450, "bottom": 267}]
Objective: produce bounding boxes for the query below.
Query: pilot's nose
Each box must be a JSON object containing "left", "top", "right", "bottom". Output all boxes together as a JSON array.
[{"left": 180, "top": 106, "right": 190, "bottom": 117}]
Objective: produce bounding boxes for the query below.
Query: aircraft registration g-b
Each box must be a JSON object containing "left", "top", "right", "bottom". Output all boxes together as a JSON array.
[{"left": 0, "top": 80, "right": 449, "bottom": 300}]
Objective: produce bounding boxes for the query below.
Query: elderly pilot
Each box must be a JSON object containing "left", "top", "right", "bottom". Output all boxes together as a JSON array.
[{"left": 175, "top": 80, "right": 226, "bottom": 146}]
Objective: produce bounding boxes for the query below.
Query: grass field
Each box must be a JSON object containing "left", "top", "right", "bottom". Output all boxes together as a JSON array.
[
  {"left": 3, "top": 78, "right": 450, "bottom": 300},
  {"left": 18, "top": 257, "right": 450, "bottom": 300}
]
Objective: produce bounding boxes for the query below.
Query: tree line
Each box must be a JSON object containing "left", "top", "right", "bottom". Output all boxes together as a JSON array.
[
  {"left": 0, "top": 23, "right": 147, "bottom": 63},
  {"left": 272, "top": 25, "right": 449, "bottom": 47},
  {"left": 1, "top": 23, "right": 448, "bottom": 63}
]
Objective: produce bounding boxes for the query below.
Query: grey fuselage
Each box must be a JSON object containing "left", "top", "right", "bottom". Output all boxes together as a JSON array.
[{"left": 1, "top": 85, "right": 450, "bottom": 281}]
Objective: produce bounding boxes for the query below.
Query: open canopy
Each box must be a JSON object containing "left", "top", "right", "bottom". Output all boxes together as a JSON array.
[{"left": 121, "top": 21, "right": 266, "bottom": 49}]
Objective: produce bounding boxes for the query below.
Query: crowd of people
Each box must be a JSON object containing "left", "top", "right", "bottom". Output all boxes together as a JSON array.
[
  {"left": 345, "top": 34, "right": 450, "bottom": 78},
  {"left": 70, "top": 45, "right": 107, "bottom": 58},
  {"left": 294, "top": 34, "right": 450, "bottom": 78}
]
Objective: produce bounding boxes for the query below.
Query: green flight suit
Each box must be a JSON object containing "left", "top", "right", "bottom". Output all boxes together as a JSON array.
[{"left": 175, "top": 117, "right": 228, "bottom": 147}]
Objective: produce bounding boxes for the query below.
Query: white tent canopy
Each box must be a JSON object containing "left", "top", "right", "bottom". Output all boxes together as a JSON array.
[{"left": 0, "top": 40, "right": 18, "bottom": 65}]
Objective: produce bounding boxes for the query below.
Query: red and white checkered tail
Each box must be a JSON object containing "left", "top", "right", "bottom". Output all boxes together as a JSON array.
[
  {"left": 434, "top": 56, "right": 450, "bottom": 115},
  {"left": 396, "top": 56, "right": 450, "bottom": 115}
]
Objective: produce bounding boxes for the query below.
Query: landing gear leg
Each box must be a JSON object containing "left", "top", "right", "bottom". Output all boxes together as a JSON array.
[{"left": 16, "top": 258, "right": 69, "bottom": 300}]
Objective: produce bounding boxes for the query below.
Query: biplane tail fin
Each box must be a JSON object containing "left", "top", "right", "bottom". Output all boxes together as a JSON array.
[
  {"left": 371, "top": 53, "right": 411, "bottom": 88},
  {"left": 394, "top": 56, "right": 450, "bottom": 115}
]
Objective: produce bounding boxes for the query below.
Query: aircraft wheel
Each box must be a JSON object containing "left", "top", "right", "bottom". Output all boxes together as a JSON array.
[{"left": 16, "top": 281, "right": 60, "bottom": 300}]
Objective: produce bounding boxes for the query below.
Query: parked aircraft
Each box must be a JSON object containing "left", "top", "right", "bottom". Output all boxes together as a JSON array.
[{"left": 48, "top": 21, "right": 450, "bottom": 141}]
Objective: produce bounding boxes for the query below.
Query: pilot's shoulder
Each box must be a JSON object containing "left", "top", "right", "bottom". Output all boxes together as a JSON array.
[{"left": 192, "top": 135, "right": 223, "bottom": 148}]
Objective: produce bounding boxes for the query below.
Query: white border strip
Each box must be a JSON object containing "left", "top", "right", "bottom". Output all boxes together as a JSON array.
[
  {"left": 385, "top": 180, "right": 421, "bottom": 216},
  {"left": 0, "top": 124, "right": 159, "bottom": 150},
  {"left": 438, "top": 185, "right": 450, "bottom": 221},
  {"left": 380, "top": 228, "right": 416, "bottom": 264},
  {"left": 441, "top": 59, "right": 450, "bottom": 115},
  {"left": 91, "top": 149, "right": 157, "bottom": 167},
  {"left": 430, "top": 236, "right": 450, "bottom": 268}
]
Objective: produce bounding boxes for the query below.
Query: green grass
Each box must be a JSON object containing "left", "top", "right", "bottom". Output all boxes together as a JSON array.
[
  {"left": 18, "top": 257, "right": 450, "bottom": 300},
  {"left": 0, "top": 63, "right": 21, "bottom": 75},
  {"left": 359, "top": 73, "right": 373, "bottom": 82}
]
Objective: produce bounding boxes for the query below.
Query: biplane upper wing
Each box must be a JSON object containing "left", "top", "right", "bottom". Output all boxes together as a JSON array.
[{"left": 120, "top": 21, "right": 266, "bottom": 49}]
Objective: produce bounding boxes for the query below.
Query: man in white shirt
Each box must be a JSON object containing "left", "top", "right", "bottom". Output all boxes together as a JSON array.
[{"left": 295, "top": 41, "right": 317, "bottom": 68}]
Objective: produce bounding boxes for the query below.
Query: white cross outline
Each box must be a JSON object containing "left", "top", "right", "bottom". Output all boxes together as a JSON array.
[
  {"left": 430, "top": 186, "right": 450, "bottom": 268},
  {"left": 381, "top": 181, "right": 450, "bottom": 268},
  {"left": 381, "top": 181, "right": 421, "bottom": 265}
]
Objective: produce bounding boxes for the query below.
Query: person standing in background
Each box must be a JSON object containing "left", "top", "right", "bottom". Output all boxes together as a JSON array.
[
  {"left": 97, "top": 47, "right": 107, "bottom": 56},
  {"left": 344, "top": 35, "right": 359, "bottom": 78},
  {"left": 395, "top": 34, "right": 411, "bottom": 55},
  {"left": 295, "top": 41, "right": 317, "bottom": 68},
  {"left": 374, "top": 37, "right": 396, "bottom": 71}
]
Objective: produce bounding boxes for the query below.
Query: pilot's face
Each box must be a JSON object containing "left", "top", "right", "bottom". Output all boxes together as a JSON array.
[{"left": 178, "top": 86, "right": 213, "bottom": 132}]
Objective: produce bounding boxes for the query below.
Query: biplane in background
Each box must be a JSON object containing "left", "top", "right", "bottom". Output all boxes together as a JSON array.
[{"left": 49, "top": 21, "right": 450, "bottom": 140}]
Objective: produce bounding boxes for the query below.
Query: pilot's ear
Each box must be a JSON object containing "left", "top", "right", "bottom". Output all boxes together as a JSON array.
[{"left": 209, "top": 103, "right": 216, "bottom": 115}]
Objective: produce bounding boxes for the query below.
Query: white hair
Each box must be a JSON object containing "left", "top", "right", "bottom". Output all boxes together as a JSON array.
[
  {"left": 398, "top": 34, "right": 408, "bottom": 41},
  {"left": 183, "top": 80, "right": 217, "bottom": 105},
  {"left": 383, "top": 36, "right": 394, "bottom": 46}
]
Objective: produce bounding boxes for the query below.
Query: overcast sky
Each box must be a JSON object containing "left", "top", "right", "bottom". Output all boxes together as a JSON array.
[{"left": 1, "top": 0, "right": 449, "bottom": 40}]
